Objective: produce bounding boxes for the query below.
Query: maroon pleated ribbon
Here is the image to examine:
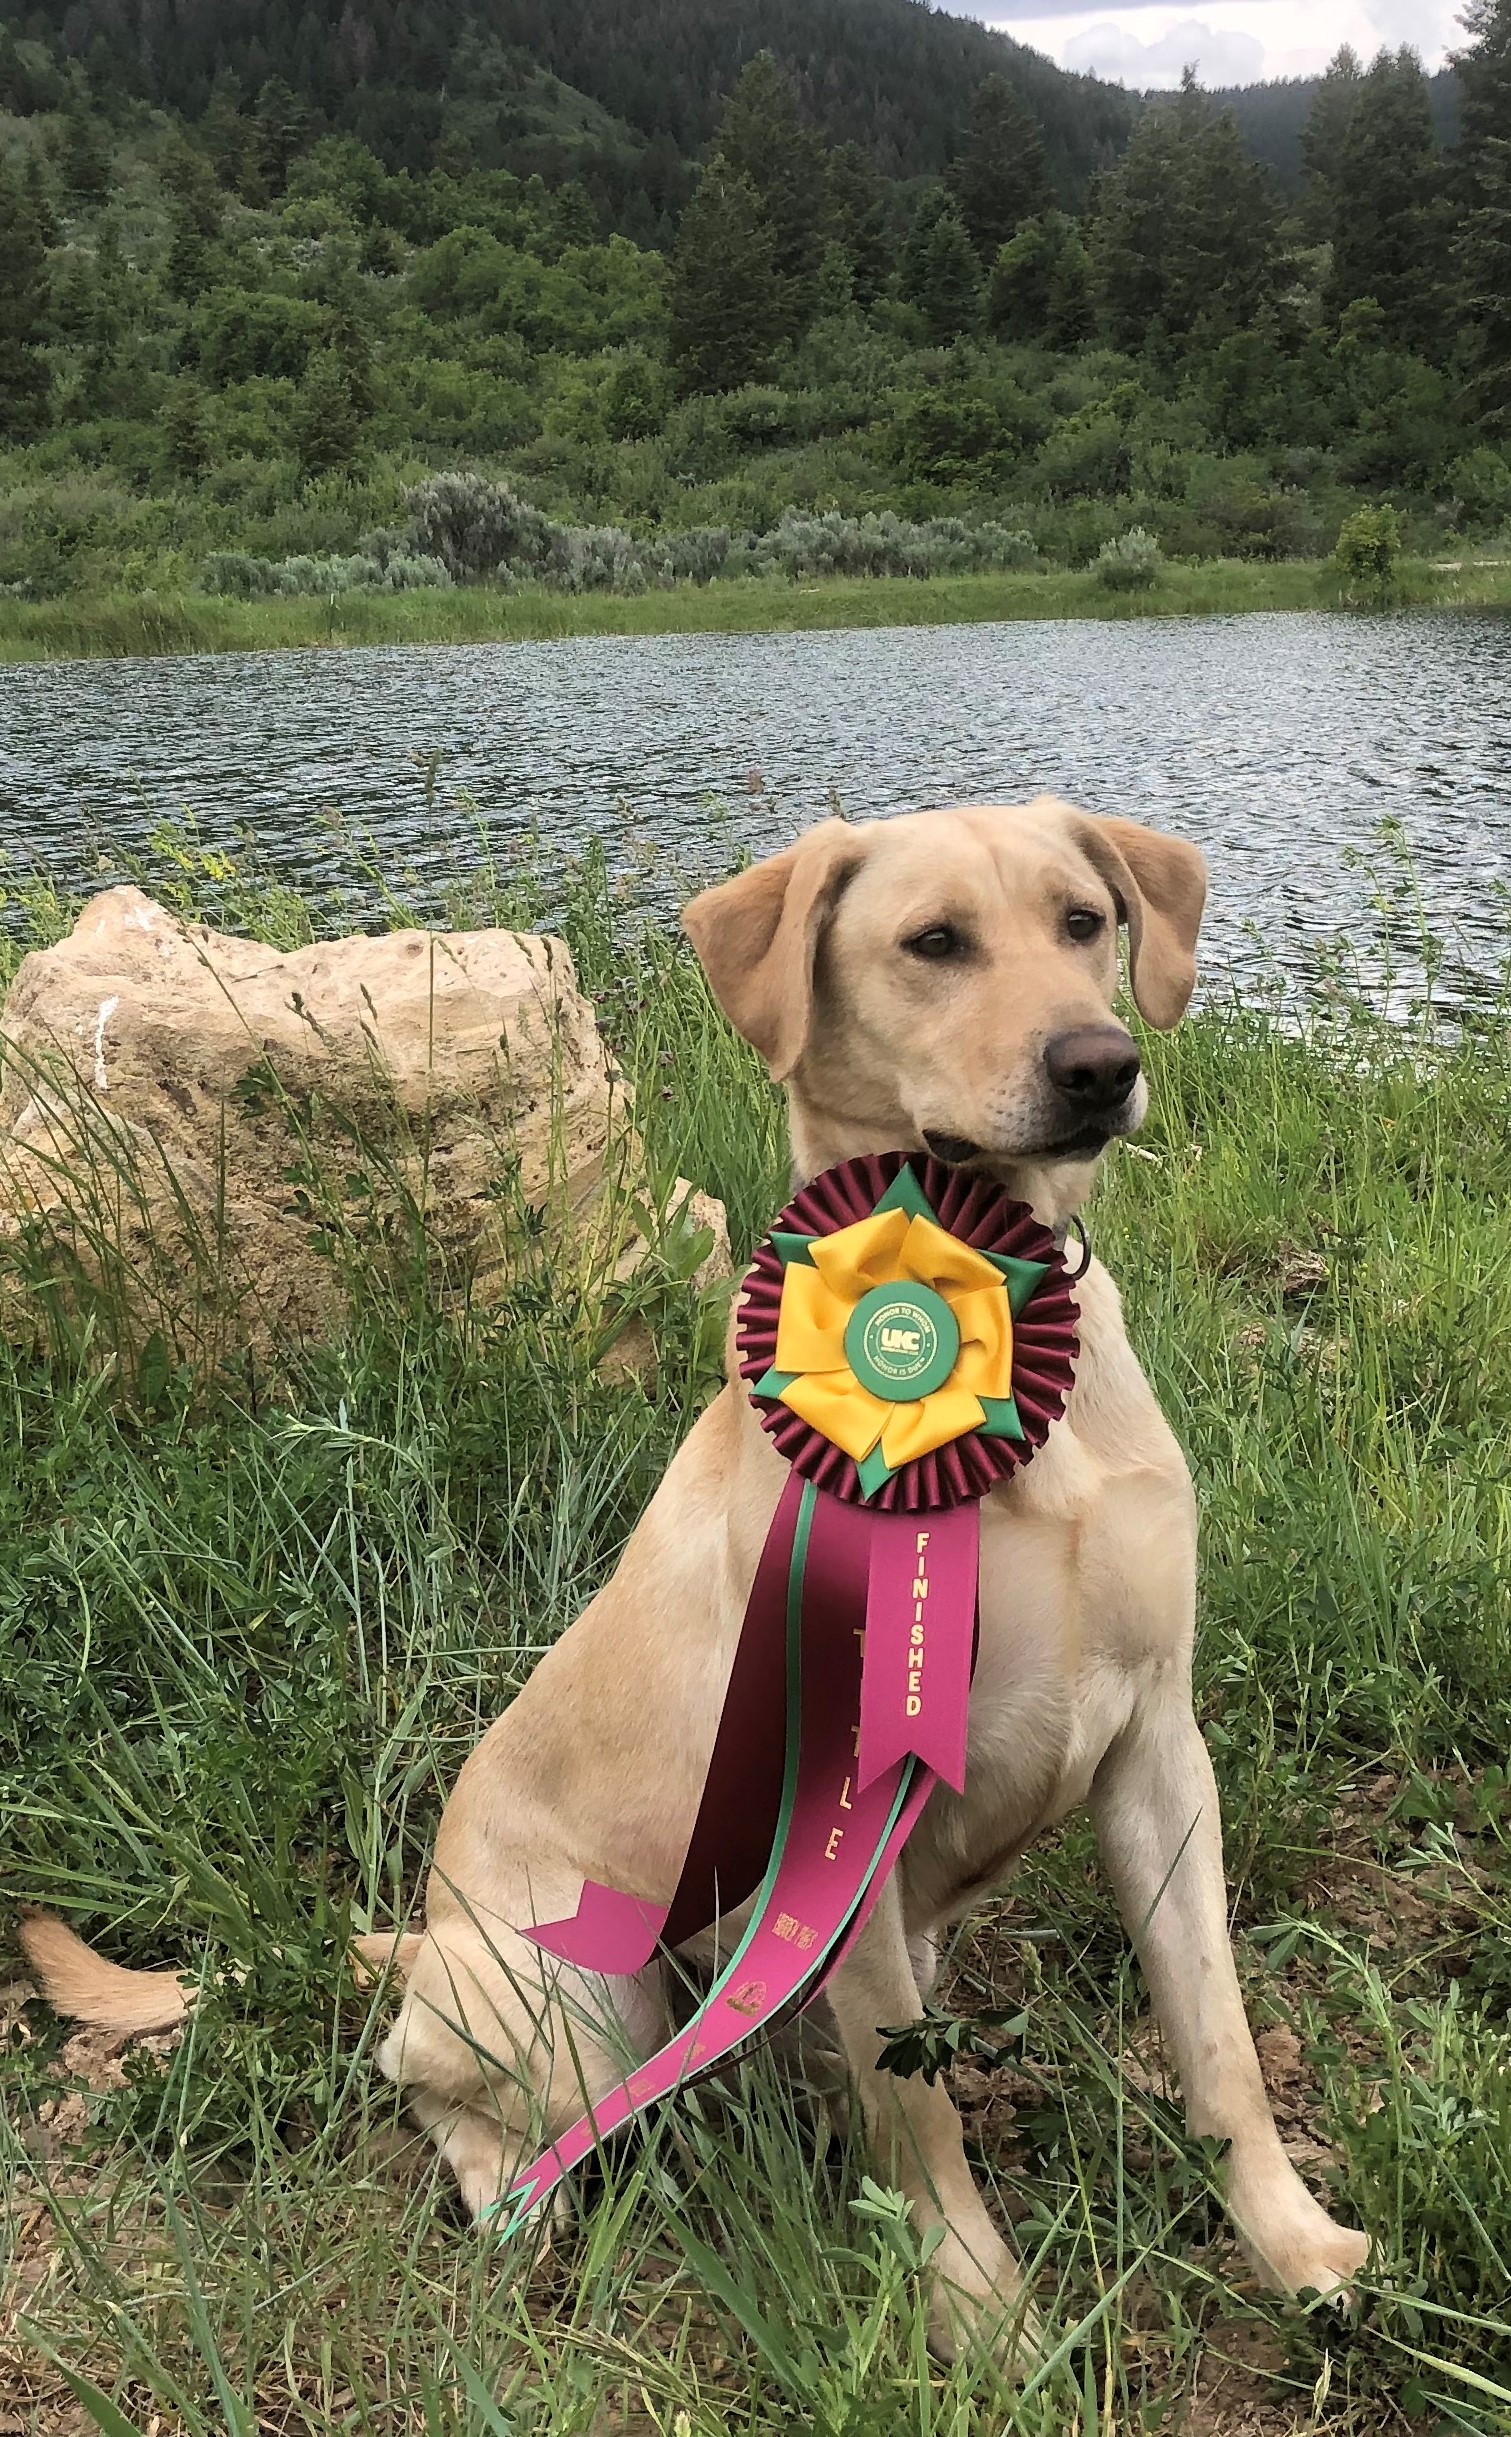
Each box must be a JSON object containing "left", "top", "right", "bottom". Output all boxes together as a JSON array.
[{"left": 736, "top": 1153, "right": 1079, "bottom": 1510}]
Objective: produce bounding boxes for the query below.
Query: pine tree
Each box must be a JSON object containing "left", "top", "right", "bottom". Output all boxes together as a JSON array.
[
  {"left": 900, "top": 188, "right": 950, "bottom": 304},
  {"left": 81, "top": 216, "right": 127, "bottom": 411},
  {"left": 21, "top": 150, "right": 58, "bottom": 251},
  {"left": 252, "top": 78, "right": 309, "bottom": 199},
  {"left": 59, "top": 104, "right": 111, "bottom": 206},
  {"left": 0, "top": 27, "right": 45, "bottom": 116},
  {"left": 164, "top": 209, "right": 210, "bottom": 302},
  {"left": 715, "top": 54, "right": 831, "bottom": 338},
  {"left": 666, "top": 161, "right": 784, "bottom": 393},
  {"left": 289, "top": 347, "right": 365, "bottom": 474},
  {"left": 1088, "top": 102, "right": 1189, "bottom": 348},
  {"left": 813, "top": 241, "right": 854, "bottom": 319},
  {"left": 827, "top": 142, "right": 890, "bottom": 307},
  {"left": 1324, "top": 49, "right": 1445, "bottom": 356},
  {"left": 162, "top": 372, "right": 214, "bottom": 474},
  {"left": 0, "top": 153, "right": 51, "bottom": 439},
  {"left": 901, "top": 189, "right": 983, "bottom": 343},
  {"left": 946, "top": 75, "right": 1053, "bottom": 263},
  {"left": 160, "top": 136, "right": 224, "bottom": 238},
  {"left": 160, "top": 136, "right": 224, "bottom": 303},
  {"left": 1180, "top": 109, "right": 1283, "bottom": 337},
  {"left": 200, "top": 73, "right": 250, "bottom": 195},
  {"left": 434, "top": 127, "right": 476, "bottom": 183},
  {"left": 1090, "top": 75, "right": 1279, "bottom": 348},
  {"left": 1454, "top": 0, "right": 1511, "bottom": 427},
  {"left": 1300, "top": 46, "right": 1362, "bottom": 241},
  {"left": 990, "top": 212, "right": 1092, "bottom": 345},
  {"left": 320, "top": 270, "right": 376, "bottom": 420}
]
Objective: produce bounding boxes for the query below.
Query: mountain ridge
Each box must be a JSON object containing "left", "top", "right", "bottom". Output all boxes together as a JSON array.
[
  {"left": 1214, "top": 65, "right": 1461, "bottom": 188},
  {"left": 0, "top": 0, "right": 1135, "bottom": 203}
]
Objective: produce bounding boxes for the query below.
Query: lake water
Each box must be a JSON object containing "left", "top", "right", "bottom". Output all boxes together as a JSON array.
[{"left": 1, "top": 608, "right": 1507, "bottom": 1010}]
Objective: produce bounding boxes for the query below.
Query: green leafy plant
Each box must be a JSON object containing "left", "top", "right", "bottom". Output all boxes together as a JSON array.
[
  {"left": 1094, "top": 524, "right": 1162, "bottom": 590},
  {"left": 1334, "top": 501, "right": 1402, "bottom": 590},
  {"left": 875, "top": 2002, "right": 1028, "bottom": 2084}
]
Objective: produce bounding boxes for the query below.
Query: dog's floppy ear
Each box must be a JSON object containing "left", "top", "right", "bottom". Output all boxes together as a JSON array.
[
  {"left": 1071, "top": 812, "right": 1207, "bottom": 1030},
  {"left": 682, "top": 821, "right": 862, "bottom": 1080}
]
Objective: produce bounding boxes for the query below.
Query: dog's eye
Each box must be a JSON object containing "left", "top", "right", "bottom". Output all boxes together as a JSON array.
[
  {"left": 903, "top": 923, "right": 965, "bottom": 961},
  {"left": 1066, "top": 907, "right": 1105, "bottom": 943}
]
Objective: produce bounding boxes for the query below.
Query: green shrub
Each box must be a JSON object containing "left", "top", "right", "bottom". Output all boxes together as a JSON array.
[
  {"left": 988, "top": 213, "right": 1093, "bottom": 346},
  {"left": 1334, "top": 502, "right": 1402, "bottom": 587},
  {"left": 193, "top": 289, "right": 326, "bottom": 387},
  {"left": 600, "top": 348, "right": 671, "bottom": 441},
  {"left": 895, "top": 391, "right": 1022, "bottom": 487},
  {"left": 199, "top": 548, "right": 451, "bottom": 598},
  {"left": 1094, "top": 525, "right": 1162, "bottom": 589},
  {"left": 405, "top": 470, "right": 553, "bottom": 578},
  {"left": 1178, "top": 459, "right": 1321, "bottom": 561},
  {"left": 394, "top": 357, "right": 535, "bottom": 453},
  {"left": 717, "top": 386, "right": 803, "bottom": 448},
  {"left": 1034, "top": 402, "right": 1133, "bottom": 500},
  {"left": 399, "top": 474, "right": 1038, "bottom": 594},
  {"left": 1446, "top": 445, "right": 1511, "bottom": 536},
  {"left": 742, "top": 505, "right": 1036, "bottom": 580}
]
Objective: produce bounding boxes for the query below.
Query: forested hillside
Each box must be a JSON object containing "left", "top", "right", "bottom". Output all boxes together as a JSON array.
[
  {"left": 0, "top": 0, "right": 1134, "bottom": 212},
  {"left": 1214, "top": 66, "right": 1460, "bottom": 188},
  {"left": 0, "top": 0, "right": 1507, "bottom": 608}
]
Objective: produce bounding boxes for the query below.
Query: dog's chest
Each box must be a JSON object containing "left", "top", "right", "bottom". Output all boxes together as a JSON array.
[{"left": 900, "top": 1427, "right": 1191, "bottom": 1925}]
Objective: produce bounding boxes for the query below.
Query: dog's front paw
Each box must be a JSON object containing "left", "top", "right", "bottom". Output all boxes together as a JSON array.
[
  {"left": 926, "top": 2238, "right": 1043, "bottom": 2376},
  {"left": 1231, "top": 2168, "right": 1370, "bottom": 2306}
]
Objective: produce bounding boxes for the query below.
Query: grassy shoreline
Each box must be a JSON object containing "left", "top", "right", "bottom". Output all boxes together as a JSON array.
[
  {"left": 2, "top": 840, "right": 1510, "bottom": 2429},
  {"left": 3, "top": 554, "right": 1510, "bottom": 660}
]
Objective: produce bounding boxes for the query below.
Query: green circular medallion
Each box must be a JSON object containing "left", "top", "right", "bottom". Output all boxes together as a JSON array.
[{"left": 844, "top": 1281, "right": 960, "bottom": 1402}]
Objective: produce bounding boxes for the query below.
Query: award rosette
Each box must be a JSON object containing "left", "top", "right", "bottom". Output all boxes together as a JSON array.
[{"left": 494, "top": 1154, "right": 1079, "bottom": 2235}]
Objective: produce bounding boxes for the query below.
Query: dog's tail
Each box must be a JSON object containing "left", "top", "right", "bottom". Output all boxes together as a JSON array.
[
  {"left": 17, "top": 1913, "right": 193, "bottom": 2035},
  {"left": 19, "top": 1915, "right": 425, "bottom": 2033}
]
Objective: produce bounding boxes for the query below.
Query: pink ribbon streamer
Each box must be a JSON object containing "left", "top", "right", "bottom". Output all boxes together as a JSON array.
[
  {"left": 857, "top": 1503, "right": 979, "bottom": 1793},
  {"left": 497, "top": 1483, "right": 980, "bottom": 2234}
]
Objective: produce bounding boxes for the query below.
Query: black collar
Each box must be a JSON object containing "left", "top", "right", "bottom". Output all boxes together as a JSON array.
[{"left": 1054, "top": 1213, "right": 1093, "bottom": 1279}]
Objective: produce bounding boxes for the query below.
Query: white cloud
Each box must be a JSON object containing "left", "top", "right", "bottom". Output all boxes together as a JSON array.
[
  {"left": 1060, "top": 13, "right": 1267, "bottom": 80},
  {"left": 1359, "top": 0, "right": 1456, "bottom": 52},
  {"left": 972, "top": 0, "right": 1457, "bottom": 80}
]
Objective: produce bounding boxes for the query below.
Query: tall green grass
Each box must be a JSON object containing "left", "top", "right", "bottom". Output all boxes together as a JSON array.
[
  {"left": 2, "top": 831, "right": 1509, "bottom": 2432},
  {"left": 2, "top": 556, "right": 1510, "bottom": 661}
]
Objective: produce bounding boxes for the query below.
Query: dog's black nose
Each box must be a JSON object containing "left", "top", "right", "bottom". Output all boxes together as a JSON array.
[{"left": 1043, "top": 1025, "right": 1141, "bottom": 1113}]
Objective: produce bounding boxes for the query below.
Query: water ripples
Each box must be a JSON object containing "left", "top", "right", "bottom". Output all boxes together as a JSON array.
[{"left": 1, "top": 607, "right": 1506, "bottom": 1009}]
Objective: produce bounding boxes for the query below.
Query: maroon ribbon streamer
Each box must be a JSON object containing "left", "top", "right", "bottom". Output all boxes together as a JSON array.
[
  {"left": 530, "top": 1474, "right": 805, "bottom": 1974},
  {"left": 498, "top": 1478, "right": 961, "bottom": 2235}
]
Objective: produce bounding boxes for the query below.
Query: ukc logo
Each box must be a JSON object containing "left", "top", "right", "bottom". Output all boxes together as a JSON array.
[
  {"left": 863, "top": 1300, "right": 935, "bottom": 1383},
  {"left": 845, "top": 1281, "right": 961, "bottom": 1402}
]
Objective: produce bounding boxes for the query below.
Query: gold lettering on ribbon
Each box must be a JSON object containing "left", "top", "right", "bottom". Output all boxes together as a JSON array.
[
  {"left": 825, "top": 1829, "right": 844, "bottom": 1860},
  {"left": 907, "top": 1531, "right": 931, "bottom": 1723}
]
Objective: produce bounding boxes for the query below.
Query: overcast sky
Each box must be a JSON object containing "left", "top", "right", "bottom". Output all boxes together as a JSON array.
[{"left": 966, "top": 0, "right": 1459, "bottom": 88}]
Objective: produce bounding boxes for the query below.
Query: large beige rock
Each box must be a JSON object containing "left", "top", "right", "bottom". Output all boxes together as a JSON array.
[{"left": 0, "top": 887, "right": 726, "bottom": 1370}]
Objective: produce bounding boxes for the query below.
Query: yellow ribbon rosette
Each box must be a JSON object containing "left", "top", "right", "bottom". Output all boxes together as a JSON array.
[{"left": 772, "top": 1204, "right": 1017, "bottom": 1476}]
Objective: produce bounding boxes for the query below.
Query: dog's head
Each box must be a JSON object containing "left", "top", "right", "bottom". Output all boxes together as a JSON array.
[{"left": 683, "top": 797, "right": 1206, "bottom": 1212}]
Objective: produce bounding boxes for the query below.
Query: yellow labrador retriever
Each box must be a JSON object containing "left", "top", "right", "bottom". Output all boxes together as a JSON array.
[{"left": 24, "top": 797, "right": 1368, "bottom": 2358}]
